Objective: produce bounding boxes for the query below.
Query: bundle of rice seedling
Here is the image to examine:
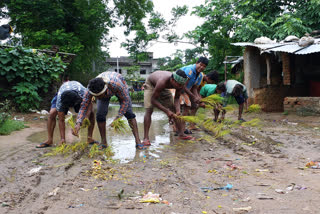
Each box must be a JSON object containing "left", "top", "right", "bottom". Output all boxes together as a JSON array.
[
  {"left": 176, "top": 116, "right": 202, "bottom": 124},
  {"left": 81, "top": 118, "right": 90, "bottom": 128},
  {"left": 246, "top": 104, "right": 262, "bottom": 113},
  {"left": 111, "top": 117, "right": 130, "bottom": 133},
  {"left": 201, "top": 94, "right": 224, "bottom": 108}
]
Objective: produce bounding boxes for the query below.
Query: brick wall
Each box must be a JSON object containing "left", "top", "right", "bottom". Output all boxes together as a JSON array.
[
  {"left": 252, "top": 86, "right": 307, "bottom": 112},
  {"left": 284, "top": 97, "right": 320, "bottom": 115},
  {"left": 282, "top": 53, "right": 291, "bottom": 85}
]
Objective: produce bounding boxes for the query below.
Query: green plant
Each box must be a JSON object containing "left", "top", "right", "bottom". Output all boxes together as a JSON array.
[
  {"left": 110, "top": 96, "right": 119, "bottom": 102},
  {"left": 130, "top": 91, "right": 144, "bottom": 102},
  {"left": 0, "top": 119, "right": 25, "bottom": 135},
  {"left": 0, "top": 47, "right": 66, "bottom": 111},
  {"left": 0, "top": 100, "right": 11, "bottom": 126}
]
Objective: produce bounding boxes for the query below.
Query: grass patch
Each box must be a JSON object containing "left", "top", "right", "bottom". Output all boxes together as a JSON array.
[{"left": 0, "top": 119, "right": 26, "bottom": 135}]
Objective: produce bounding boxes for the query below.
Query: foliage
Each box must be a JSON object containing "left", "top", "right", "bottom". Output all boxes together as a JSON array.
[
  {"left": 0, "top": 100, "right": 11, "bottom": 126},
  {"left": 0, "top": 47, "right": 66, "bottom": 111},
  {"left": 123, "top": 65, "right": 142, "bottom": 82},
  {"left": 187, "top": 0, "right": 320, "bottom": 74},
  {"left": 0, "top": 119, "right": 25, "bottom": 135},
  {"left": 110, "top": 91, "right": 144, "bottom": 103},
  {"left": 130, "top": 91, "right": 144, "bottom": 102},
  {"left": 1, "top": 0, "right": 156, "bottom": 81},
  {"left": 122, "top": 5, "right": 189, "bottom": 61}
]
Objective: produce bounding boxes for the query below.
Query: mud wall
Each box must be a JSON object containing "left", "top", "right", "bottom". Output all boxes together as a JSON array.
[
  {"left": 284, "top": 97, "right": 320, "bottom": 115},
  {"left": 253, "top": 86, "right": 308, "bottom": 112}
]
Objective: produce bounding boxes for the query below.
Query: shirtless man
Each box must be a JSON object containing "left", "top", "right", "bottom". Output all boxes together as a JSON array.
[{"left": 143, "top": 69, "right": 193, "bottom": 145}]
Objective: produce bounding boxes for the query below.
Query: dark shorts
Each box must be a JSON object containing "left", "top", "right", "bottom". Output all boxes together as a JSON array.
[
  {"left": 50, "top": 94, "right": 58, "bottom": 109},
  {"left": 234, "top": 94, "right": 245, "bottom": 105},
  {"left": 96, "top": 97, "right": 136, "bottom": 122}
]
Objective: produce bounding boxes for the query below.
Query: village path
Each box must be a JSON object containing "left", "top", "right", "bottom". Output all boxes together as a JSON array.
[{"left": 0, "top": 110, "right": 320, "bottom": 214}]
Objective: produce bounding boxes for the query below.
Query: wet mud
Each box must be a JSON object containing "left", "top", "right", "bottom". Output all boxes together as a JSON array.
[{"left": 0, "top": 106, "right": 320, "bottom": 214}]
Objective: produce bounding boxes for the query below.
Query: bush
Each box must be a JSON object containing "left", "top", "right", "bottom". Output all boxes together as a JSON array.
[
  {"left": 0, "top": 100, "right": 11, "bottom": 126},
  {"left": 109, "top": 91, "right": 144, "bottom": 103},
  {"left": 0, "top": 46, "right": 66, "bottom": 112},
  {"left": 0, "top": 119, "right": 25, "bottom": 135}
]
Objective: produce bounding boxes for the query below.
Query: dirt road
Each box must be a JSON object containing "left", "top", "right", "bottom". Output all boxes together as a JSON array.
[{"left": 0, "top": 111, "right": 320, "bottom": 214}]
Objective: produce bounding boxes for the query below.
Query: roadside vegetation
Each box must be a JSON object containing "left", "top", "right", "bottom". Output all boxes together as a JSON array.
[{"left": 0, "top": 100, "right": 25, "bottom": 135}]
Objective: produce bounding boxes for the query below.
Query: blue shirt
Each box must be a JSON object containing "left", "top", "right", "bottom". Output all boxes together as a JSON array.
[{"left": 180, "top": 64, "right": 204, "bottom": 89}]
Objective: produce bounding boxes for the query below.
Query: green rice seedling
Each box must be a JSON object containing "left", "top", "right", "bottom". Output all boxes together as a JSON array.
[
  {"left": 241, "top": 118, "right": 262, "bottom": 127},
  {"left": 201, "top": 94, "right": 224, "bottom": 104},
  {"left": 198, "top": 135, "right": 215, "bottom": 143},
  {"left": 246, "top": 104, "right": 262, "bottom": 113},
  {"left": 89, "top": 144, "right": 104, "bottom": 158},
  {"left": 66, "top": 114, "right": 75, "bottom": 129},
  {"left": 103, "top": 146, "right": 115, "bottom": 160},
  {"left": 177, "top": 116, "right": 202, "bottom": 124},
  {"left": 81, "top": 118, "right": 90, "bottom": 128},
  {"left": 111, "top": 118, "right": 130, "bottom": 133},
  {"left": 44, "top": 143, "right": 71, "bottom": 157},
  {"left": 71, "top": 141, "right": 88, "bottom": 153},
  {"left": 222, "top": 105, "right": 235, "bottom": 112}
]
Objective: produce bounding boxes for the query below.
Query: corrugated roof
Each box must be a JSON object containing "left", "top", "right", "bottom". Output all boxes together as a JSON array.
[{"left": 232, "top": 39, "right": 320, "bottom": 55}]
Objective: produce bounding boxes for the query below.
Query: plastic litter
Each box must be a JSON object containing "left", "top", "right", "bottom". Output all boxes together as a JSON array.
[
  {"left": 48, "top": 187, "right": 60, "bottom": 196},
  {"left": 306, "top": 161, "right": 320, "bottom": 168},
  {"left": 200, "top": 184, "right": 233, "bottom": 192},
  {"left": 28, "top": 167, "right": 42, "bottom": 175},
  {"left": 40, "top": 110, "right": 49, "bottom": 115},
  {"left": 233, "top": 206, "right": 252, "bottom": 212},
  {"left": 139, "top": 192, "right": 161, "bottom": 203},
  {"left": 68, "top": 204, "right": 84, "bottom": 208},
  {"left": 255, "top": 169, "right": 269, "bottom": 172}
]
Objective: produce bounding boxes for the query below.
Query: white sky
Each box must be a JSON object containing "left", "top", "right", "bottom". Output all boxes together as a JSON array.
[{"left": 106, "top": 0, "right": 205, "bottom": 58}]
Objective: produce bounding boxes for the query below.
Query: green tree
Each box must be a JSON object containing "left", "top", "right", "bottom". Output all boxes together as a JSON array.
[
  {"left": 122, "top": 5, "right": 188, "bottom": 62},
  {"left": 1, "top": 0, "right": 155, "bottom": 83},
  {"left": 187, "top": 0, "right": 320, "bottom": 73}
]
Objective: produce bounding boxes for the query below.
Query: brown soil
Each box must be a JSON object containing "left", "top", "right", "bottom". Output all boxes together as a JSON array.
[{"left": 0, "top": 112, "right": 320, "bottom": 214}]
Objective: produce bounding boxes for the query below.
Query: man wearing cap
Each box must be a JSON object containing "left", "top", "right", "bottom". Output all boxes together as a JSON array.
[
  {"left": 143, "top": 69, "right": 194, "bottom": 146},
  {"left": 73, "top": 72, "right": 143, "bottom": 149},
  {"left": 36, "top": 81, "right": 96, "bottom": 148}
]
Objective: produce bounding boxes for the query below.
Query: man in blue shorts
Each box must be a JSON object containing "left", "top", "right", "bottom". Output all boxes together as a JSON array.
[
  {"left": 215, "top": 80, "right": 248, "bottom": 121},
  {"left": 36, "top": 81, "right": 96, "bottom": 148}
]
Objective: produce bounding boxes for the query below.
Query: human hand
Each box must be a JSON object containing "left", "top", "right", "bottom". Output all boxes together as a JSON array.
[
  {"left": 111, "top": 117, "right": 120, "bottom": 127},
  {"left": 199, "top": 102, "right": 206, "bottom": 108},
  {"left": 72, "top": 123, "right": 81, "bottom": 137}
]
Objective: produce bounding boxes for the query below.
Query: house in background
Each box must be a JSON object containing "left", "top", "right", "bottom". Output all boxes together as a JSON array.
[
  {"left": 106, "top": 52, "right": 159, "bottom": 80},
  {"left": 232, "top": 38, "right": 320, "bottom": 115}
]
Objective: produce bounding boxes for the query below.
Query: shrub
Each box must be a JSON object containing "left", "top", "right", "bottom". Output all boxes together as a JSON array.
[
  {"left": 0, "top": 119, "right": 25, "bottom": 135},
  {"left": 0, "top": 46, "right": 66, "bottom": 111}
]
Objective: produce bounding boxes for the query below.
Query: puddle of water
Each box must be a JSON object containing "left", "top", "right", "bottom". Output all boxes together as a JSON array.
[{"left": 28, "top": 104, "right": 172, "bottom": 163}]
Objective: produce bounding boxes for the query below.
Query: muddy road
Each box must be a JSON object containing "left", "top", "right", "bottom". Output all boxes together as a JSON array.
[{"left": 0, "top": 105, "right": 320, "bottom": 214}]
